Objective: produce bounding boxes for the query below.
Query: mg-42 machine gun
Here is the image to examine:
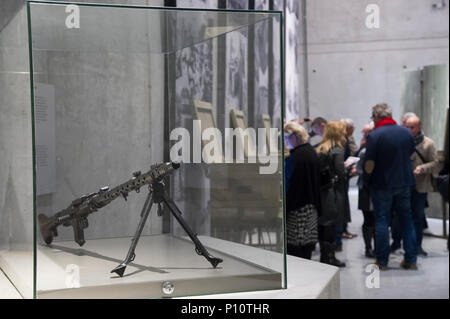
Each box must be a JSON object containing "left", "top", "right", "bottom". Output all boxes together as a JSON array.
[{"left": 38, "top": 162, "right": 223, "bottom": 277}]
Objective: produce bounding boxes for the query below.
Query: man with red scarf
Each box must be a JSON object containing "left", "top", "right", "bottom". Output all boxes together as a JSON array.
[{"left": 363, "top": 103, "right": 418, "bottom": 270}]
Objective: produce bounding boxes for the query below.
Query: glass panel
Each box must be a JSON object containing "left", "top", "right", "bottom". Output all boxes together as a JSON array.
[
  {"left": 29, "top": 1, "right": 274, "bottom": 54},
  {"left": 26, "top": 1, "right": 283, "bottom": 298},
  {"left": 169, "top": 13, "right": 285, "bottom": 282},
  {"left": 0, "top": 5, "right": 34, "bottom": 299}
]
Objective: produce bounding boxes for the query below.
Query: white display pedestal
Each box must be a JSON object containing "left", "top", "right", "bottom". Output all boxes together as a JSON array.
[
  {"left": 1, "top": 235, "right": 282, "bottom": 298},
  {"left": 189, "top": 236, "right": 340, "bottom": 299},
  {"left": 0, "top": 236, "right": 339, "bottom": 299}
]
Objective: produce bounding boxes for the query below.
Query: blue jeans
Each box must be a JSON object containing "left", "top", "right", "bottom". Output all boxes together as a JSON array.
[
  {"left": 390, "top": 188, "right": 427, "bottom": 253},
  {"left": 371, "top": 186, "right": 417, "bottom": 266},
  {"left": 411, "top": 189, "right": 427, "bottom": 252}
]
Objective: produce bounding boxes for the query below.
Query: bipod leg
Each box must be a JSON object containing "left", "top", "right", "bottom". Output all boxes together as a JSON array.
[
  {"left": 111, "top": 192, "right": 154, "bottom": 277},
  {"left": 162, "top": 194, "right": 223, "bottom": 268}
]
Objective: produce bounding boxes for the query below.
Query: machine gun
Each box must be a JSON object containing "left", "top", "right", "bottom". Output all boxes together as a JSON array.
[{"left": 38, "top": 162, "right": 223, "bottom": 277}]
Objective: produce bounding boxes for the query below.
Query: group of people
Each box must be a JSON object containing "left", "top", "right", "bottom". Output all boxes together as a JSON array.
[{"left": 284, "top": 103, "right": 448, "bottom": 270}]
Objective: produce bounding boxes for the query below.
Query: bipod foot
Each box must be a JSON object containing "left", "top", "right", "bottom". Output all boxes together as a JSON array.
[
  {"left": 111, "top": 263, "right": 127, "bottom": 277},
  {"left": 208, "top": 256, "right": 223, "bottom": 269},
  {"left": 195, "top": 247, "right": 223, "bottom": 268}
]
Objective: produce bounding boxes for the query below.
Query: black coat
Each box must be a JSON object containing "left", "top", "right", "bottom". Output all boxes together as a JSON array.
[
  {"left": 318, "top": 146, "right": 348, "bottom": 226},
  {"left": 286, "top": 143, "right": 322, "bottom": 215},
  {"left": 357, "top": 148, "right": 372, "bottom": 212}
]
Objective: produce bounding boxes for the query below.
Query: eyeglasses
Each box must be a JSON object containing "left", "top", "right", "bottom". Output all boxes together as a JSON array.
[{"left": 284, "top": 132, "right": 296, "bottom": 138}]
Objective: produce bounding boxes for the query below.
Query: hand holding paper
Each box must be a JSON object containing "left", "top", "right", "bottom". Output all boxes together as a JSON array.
[{"left": 345, "top": 156, "right": 360, "bottom": 168}]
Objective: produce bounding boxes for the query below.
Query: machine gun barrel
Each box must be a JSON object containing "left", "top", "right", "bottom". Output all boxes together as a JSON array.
[{"left": 38, "top": 162, "right": 180, "bottom": 246}]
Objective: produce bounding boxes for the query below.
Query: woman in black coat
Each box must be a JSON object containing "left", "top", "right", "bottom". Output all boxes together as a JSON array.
[
  {"left": 284, "top": 122, "right": 321, "bottom": 260},
  {"left": 315, "top": 121, "right": 348, "bottom": 267}
]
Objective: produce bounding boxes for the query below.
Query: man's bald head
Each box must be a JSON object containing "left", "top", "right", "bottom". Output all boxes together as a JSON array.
[{"left": 405, "top": 115, "right": 422, "bottom": 137}]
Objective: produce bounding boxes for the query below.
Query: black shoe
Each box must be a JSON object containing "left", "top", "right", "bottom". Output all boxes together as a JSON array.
[
  {"left": 330, "top": 257, "right": 346, "bottom": 267},
  {"left": 321, "top": 254, "right": 346, "bottom": 267},
  {"left": 418, "top": 248, "right": 428, "bottom": 257},
  {"left": 320, "top": 241, "right": 346, "bottom": 267}
]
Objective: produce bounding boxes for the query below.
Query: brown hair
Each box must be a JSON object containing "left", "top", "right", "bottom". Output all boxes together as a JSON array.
[{"left": 311, "top": 117, "right": 328, "bottom": 127}]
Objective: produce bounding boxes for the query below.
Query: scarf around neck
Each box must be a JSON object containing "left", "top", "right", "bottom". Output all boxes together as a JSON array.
[
  {"left": 414, "top": 131, "right": 425, "bottom": 146},
  {"left": 375, "top": 117, "right": 397, "bottom": 129}
]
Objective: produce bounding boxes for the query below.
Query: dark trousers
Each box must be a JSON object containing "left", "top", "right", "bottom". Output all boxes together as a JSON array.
[
  {"left": 411, "top": 189, "right": 427, "bottom": 251},
  {"left": 287, "top": 244, "right": 315, "bottom": 260},
  {"left": 319, "top": 224, "right": 336, "bottom": 245},
  {"left": 362, "top": 210, "right": 375, "bottom": 251},
  {"left": 372, "top": 186, "right": 417, "bottom": 266},
  {"left": 362, "top": 210, "right": 375, "bottom": 227},
  {"left": 391, "top": 189, "right": 428, "bottom": 252}
]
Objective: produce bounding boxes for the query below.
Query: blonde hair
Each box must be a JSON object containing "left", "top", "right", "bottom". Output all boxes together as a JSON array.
[
  {"left": 284, "top": 121, "right": 310, "bottom": 144},
  {"left": 316, "top": 121, "right": 347, "bottom": 154}
]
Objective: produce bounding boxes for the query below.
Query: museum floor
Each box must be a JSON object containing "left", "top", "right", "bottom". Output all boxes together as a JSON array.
[
  {"left": 320, "top": 188, "right": 449, "bottom": 299},
  {"left": 0, "top": 188, "right": 448, "bottom": 299}
]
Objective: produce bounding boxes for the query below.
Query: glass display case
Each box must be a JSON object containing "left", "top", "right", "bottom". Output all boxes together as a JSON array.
[{"left": 0, "top": 1, "right": 285, "bottom": 298}]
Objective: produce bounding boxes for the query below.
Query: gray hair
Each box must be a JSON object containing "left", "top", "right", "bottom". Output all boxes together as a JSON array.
[
  {"left": 372, "top": 103, "right": 393, "bottom": 119},
  {"left": 341, "top": 118, "right": 355, "bottom": 128},
  {"left": 402, "top": 112, "right": 417, "bottom": 122}
]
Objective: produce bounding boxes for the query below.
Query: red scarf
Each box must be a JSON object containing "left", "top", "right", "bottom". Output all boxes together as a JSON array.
[{"left": 375, "top": 117, "right": 397, "bottom": 129}]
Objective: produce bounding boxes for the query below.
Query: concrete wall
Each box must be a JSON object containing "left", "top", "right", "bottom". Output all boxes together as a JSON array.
[
  {"left": 305, "top": 0, "right": 449, "bottom": 145},
  {"left": 421, "top": 64, "right": 449, "bottom": 150},
  {"left": 401, "top": 64, "right": 449, "bottom": 219}
]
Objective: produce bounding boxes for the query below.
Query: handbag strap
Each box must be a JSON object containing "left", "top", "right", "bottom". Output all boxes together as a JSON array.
[{"left": 415, "top": 148, "right": 427, "bottom": 164}]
